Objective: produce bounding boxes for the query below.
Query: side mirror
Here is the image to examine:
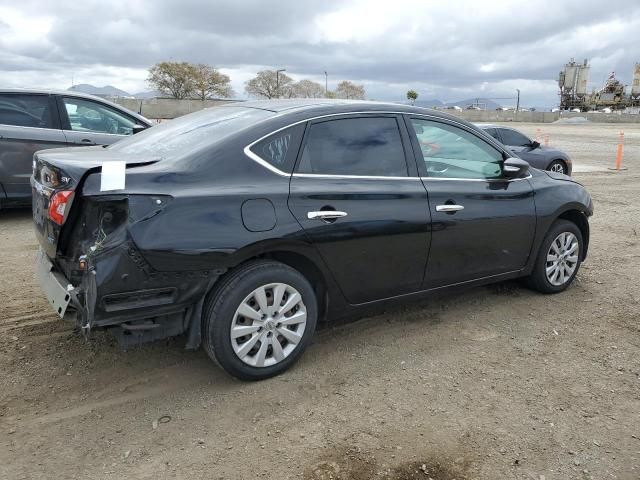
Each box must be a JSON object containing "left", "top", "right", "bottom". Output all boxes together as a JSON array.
[
  {"left": 132, "top": 124, "right": 147, "bottom": 135},
  {"left": 530, "top": 140, "right": 541, "bottom": 149},
  {"left": 502, "top": 157, "right": 530, "bottom": 178}
]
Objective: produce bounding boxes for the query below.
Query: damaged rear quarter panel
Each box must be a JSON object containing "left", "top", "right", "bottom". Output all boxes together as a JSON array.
[{"left": 71, "top": 158, "right": 305, "bottom": 332}]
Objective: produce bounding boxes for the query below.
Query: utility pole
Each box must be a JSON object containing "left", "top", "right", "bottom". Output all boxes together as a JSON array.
[
  {"left": 516, "top": 89, "right": 521, "bottom": 113},
  {"left": 324, "top": 71, "right": 328, "bottom": 96},
  {"left": 276, "top": 69, "right": 286, "bottom": 98}
]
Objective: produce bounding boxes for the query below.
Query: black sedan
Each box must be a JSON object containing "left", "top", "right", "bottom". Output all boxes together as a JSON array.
[{"left": 32, "top": 100, "right": 593, "bottom": 380}]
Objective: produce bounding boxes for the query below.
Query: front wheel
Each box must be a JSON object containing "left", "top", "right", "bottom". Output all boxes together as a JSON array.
[
  {"left": 526, "top": 220, "right": 583, "bottom": 293},
  {"left": 548, "top": 160, "right": 567, "bottom": 175},
  {"left": 202, "top": 260, "right": 317, "bottom": 380}
]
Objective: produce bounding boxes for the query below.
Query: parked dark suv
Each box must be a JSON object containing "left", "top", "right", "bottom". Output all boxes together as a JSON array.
[
  {"left": 0, "top": 89, "right": 151, "bottom": 209},
  {"left": 32, "top": 100, "right": 593, "bottom": 380}
]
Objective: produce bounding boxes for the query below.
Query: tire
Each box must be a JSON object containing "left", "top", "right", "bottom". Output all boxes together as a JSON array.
[
  {"left": 202, "top": 260, "right": 317, "bottom": 380},
  {"left": 526, "top": 219, "right": 583, "bottom": 294},
  {"left": 548, "top": 160, "right": 567, "bottom": 175}
]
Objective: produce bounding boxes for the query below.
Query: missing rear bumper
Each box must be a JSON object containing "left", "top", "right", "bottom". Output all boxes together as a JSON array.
[{"left": 36, "top": 249, "right": 74, "bottom": 318}]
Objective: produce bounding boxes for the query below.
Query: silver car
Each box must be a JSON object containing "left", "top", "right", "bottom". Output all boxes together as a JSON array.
[
  {"left": 0, "top": 89, "right": 151, "bottom": 209},
  {"left": 477, "top": 124, "right": 572, "bottom": 175}
]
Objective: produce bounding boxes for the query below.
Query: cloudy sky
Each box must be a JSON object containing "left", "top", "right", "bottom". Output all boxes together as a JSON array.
[{"left": 1, "top": 0, "right": 640, "bottom": 106}]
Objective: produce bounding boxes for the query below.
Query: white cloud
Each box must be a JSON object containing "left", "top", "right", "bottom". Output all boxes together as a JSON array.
[{"left": 1, "top": 0, "right": 639, "bottom": 106}]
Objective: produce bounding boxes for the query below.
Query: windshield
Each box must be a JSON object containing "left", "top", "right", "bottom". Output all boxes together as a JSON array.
[{"left": 108, "top": 106, "right": 273, "bottom": 159}]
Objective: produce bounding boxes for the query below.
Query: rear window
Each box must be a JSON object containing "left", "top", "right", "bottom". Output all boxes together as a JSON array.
[
  {"left": 0, "top": 94, "right": 53, "bottom": 128},
  {"left": 108, "top": 107, "right": 273, "bottom": 160}
]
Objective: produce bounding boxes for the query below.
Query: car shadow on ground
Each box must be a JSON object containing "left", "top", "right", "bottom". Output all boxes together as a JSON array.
[{"left": 0, "top": 206, "right": 32, "bottom": 221}]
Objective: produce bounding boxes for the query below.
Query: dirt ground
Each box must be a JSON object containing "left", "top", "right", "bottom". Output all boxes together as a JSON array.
[{"left": 1, "top": 122, "right": 639, "bottom": 480}]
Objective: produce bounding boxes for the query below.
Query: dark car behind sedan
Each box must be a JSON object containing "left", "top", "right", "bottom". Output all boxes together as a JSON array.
[
  {"left": 0, "top": 88, "right": 151, "bottom": 209},
  {"left": 32, "top": 100, "right": 593, "bottom": 380},
  {"left": 477, "top": 124, "right": 573, "bottom": 175}
]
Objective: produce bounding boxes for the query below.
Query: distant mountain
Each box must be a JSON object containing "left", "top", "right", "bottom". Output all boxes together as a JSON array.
[
  {"left": 413, "top": 99, "right": 445, "bottom": 108},
  {"left": 67, "top": 84, "right": 133, "bottom": 98},
  {"left": 445, "top": 98, "right": 503, "bottom": 110},
  {"left": 133, "top": 90, "right": 161, "bottom": 99}
]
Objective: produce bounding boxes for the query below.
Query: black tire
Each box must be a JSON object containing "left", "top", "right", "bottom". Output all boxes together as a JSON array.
[
  {"left": 547, "top": 160, "right": 567, "bottom": 175},
  {"left": 202, "top": 260, "right": 317, "bottom": 381},
  {"left": 526, "top": 219, "right": 583, "bottom": 294}
]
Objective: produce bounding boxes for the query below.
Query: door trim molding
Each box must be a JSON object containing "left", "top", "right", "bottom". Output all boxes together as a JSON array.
[{"left": 243, "top": 110, "right": 516, "bottom": 179}]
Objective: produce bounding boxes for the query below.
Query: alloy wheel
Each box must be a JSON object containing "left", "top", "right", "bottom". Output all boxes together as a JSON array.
[
  {"left": 545, "top": 232, "right": 579, "bottom": 286},
  {"left": 230, "top": 283, "right": 307, "bottom": 367},
  {"left": 550, "top": 162, "right": 566, "bottom": 174}
]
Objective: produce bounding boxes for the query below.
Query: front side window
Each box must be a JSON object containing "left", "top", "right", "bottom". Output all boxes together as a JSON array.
[
  {"left": 0, "top": 94, "right": 53, "bottom": 128},
  {"left": 498, "top": 128, "right": 531, "bottom": 147},
  {"left": 62, "top": 97, "right": 136, "bottom": 135},
  {"left": 250, "top": 123, "right": 305, "bottom": 173},
  {"left": 410, "top": 119, "right": 503, "bottom": 179},
  {"left": 297, "top": 117, "right": 408, "bottom": 177}
]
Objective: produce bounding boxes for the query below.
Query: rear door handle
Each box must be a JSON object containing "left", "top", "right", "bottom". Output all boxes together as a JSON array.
[
  {"left": 436, "top": 204, "right": 464, "bottom": 212},
  {"left": 307, "top": 211, "right": 348, "bottom": 220}
]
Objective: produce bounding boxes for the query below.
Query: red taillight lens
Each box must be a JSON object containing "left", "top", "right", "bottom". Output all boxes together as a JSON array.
[{"left": 48, "top": 190, "right": 74, "bottom": 225}]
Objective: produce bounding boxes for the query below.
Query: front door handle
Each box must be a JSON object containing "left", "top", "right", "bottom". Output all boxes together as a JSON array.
[
  {"left": 77, "top": 139, "right": 96, "bottom": 145},
  {"left": 307, "top": 211, "right": 348, "bottom": 220},
  {"left": 436, "top": 204, "right": 464, "bottom": 213}
]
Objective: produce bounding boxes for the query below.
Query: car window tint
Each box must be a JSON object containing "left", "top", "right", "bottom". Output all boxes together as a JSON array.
[
  {"left": 484, "top": 128, "right": 500, "bottom": 141},
  {"left": 410, "top": 119, "right": 503, "bottom": 179},
  {"left": 250, "top": 123, "right": 305, "bottom": 173},
  {"left": 0, "top": 94, "right": 53, "bottom": 128},
  {"left": 63, "top": 97, "right": 136, "bottom": 135},
  {"left": 297, "top": 117, "right": 407, "bottom": 177},
  {"left": 498, "top": 128, "right": 530, "bottom": 146}
]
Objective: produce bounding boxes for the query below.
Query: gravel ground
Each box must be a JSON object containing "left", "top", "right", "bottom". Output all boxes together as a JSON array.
[{"left": 1, "top": 123, "right": 639, "bottom": 480}]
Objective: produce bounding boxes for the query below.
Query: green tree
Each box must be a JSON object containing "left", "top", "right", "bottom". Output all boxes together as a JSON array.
[
  {"left": 335, "top": 80, "right": 366, "bottom": 100},
  {"left": 147, "top": 61, "right": 197, "bottom": 99},
  {"left": 406, "top": 89, "right": 418, "bottom": 104},
  {"left": 245, "top": 70, "right": 294, "bottom": 99},
  {"left": 193, "top": 64, "right": 234, "bottom": 100}
]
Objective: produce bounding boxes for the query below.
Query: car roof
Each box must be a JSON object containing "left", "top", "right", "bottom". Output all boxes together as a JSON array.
[
  {"left": 0, "top": 88, "right": 151, "bottom": 125},
  {"left": 1, "top": 87, "right": 118, "bottom": 100},
  {"left": 214, "top": 99, "right": 472, "bottom": 123},
  {"left": 475, "top": 123, "right": 522, "bottom": 132}
]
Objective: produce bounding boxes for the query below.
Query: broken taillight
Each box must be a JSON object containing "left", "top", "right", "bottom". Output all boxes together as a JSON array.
[{"left": 48, "top": 190, "right": 75, "bottom": 225}]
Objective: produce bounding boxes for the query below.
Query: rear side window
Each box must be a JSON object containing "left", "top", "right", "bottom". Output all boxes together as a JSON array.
[
  {"left": 250, "top": 123, "right": 305, "bottom": 173},
  {"left": 0, "top": 94, "right": 53, "bottom": 128},
  {"left": 297, "top": 117, "right": 408, "bottom": 177}
]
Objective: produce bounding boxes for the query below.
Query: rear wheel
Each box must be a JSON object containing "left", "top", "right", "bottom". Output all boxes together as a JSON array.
[
  {"left": 548, "top": 160, "right": 567, "bottom": 175},
  {"left": 202, "top": 260, "right": 317, "bottom": 380},
  {"left": 526, "top": 220, "right": 583, "bottom": 293}
]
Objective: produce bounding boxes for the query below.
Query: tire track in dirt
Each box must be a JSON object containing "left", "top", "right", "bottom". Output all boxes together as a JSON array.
[{"left": 2, "top": 360, "right": 218, "bottom": 427}]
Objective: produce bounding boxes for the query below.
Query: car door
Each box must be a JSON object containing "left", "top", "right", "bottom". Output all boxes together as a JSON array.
[
  {"left": 57, "top": 96, "right": 138, "bottom": 147},
  {"left": 287, "top": 114, "right": 431, "bottom": 304},
  {"left": 0, "top": 93, "right": 66, "bottom": 204},
  {"left": 406, "top": 117, "right": 536, "bottom": 288}
]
